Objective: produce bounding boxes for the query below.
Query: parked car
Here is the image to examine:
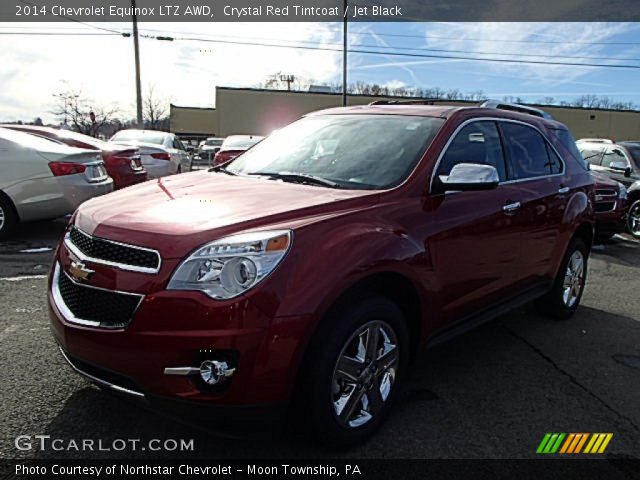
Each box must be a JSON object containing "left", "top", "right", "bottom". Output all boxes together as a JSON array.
[
  {"left": 109, "top": 130, "right": 191, "bottom": 178},
  {"left": 1, "top": 125, "right": 147, "bottom": 190},
  {"left": 193, "top": 137, "right": 225, "bottom": 168},
  {"left": 49, "top": 103, "right": 594, "bottom": 446},
  {"left": 213, "top": 135, "right": 263, "bottom": 165},
  {"left": 576, "top": 138, "right": 640, "bottom": 237},
  {"left": 0, "top": 127, "right": 113, "bottom": 239},
  {"left": 591, "top": 172, "right": 628, "bottom": 241}
]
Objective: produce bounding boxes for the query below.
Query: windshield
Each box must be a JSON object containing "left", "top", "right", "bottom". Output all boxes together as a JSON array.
[
  {"left": 223, "top": 136, "right": 263, "bottom": 149},
  {"left": 205, "top": 139, "right": 223, "bottom": 146},
  {"left": 111, "top": 130, "right": 166, "bottom": 145},
  {"left": 227, "top": 114, "right": 444, "bottom": 189}
]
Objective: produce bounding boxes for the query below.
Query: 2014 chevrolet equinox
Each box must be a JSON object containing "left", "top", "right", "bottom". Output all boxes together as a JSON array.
[{"left": 49, "top": 104, "right": 595, "bottom": 446}]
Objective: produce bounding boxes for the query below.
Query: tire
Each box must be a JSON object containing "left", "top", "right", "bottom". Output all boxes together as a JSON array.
[
  {"left": 0, "top": 194, "right": 17, "bottom": 240},
  {"left": 297, "top": 297, "right": 409, "bottom": 447},
  {"left": 627, "top": 199, "right": 640, "bottom": 239},
  {"left": 537, "top": 237, "right": 588, "bottom": 320}
]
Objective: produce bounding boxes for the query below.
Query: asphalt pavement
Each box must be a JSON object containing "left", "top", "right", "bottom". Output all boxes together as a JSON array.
[{"left": 1, "top": 220, "right": 639, "bottom": 460}]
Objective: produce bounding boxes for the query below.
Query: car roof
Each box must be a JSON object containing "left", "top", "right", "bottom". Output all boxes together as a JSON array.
[{"left": 305, "top": 104, "right": 567, "bottom": 129}]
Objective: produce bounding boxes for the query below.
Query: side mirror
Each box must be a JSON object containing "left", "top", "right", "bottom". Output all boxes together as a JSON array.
[
  {"left": 438, "top": 163, "right": 500, "bottom": 192},
  {"left": 610, "top": 161, "right": 630, "bottom": 173}
]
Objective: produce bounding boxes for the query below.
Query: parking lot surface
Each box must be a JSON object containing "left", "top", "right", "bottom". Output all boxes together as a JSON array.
[{"left": 1, "top": 220, "right": 639, "bottom": 459}]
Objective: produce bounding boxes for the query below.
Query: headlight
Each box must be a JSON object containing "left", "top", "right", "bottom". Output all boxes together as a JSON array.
[
  {"left": 618, "top": 182, "right": 628, "bottom": 199},
  {"left": 167, "top": 230, "right": 292, "bottom": 299}
]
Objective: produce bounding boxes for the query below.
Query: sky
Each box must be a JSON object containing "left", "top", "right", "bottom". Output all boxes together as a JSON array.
[{"left": 1, "top": 21, "right": 640, "bottom": 123}]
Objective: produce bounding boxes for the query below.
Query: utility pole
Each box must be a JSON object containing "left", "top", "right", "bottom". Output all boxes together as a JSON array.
[
  {"left": 132, "top": 0, "right": 143, "bottom": 128},
  {"left": 342, "top": 0, "right": 348, "bottom": 106}
]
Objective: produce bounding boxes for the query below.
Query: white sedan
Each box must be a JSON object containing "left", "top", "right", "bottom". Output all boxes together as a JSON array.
[{"left": 109, "top": 130, "right": 191, "bottom": 178}]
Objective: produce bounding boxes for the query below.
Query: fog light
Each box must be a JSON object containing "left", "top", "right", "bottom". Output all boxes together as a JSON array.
[{"left": 199, "top": 360, "right": 235, "bottom": 385}]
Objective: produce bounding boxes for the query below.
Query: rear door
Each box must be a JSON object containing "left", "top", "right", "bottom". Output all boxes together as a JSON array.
[
  {"left": 430, "top": 120, "right": 525, "bottom": 324},
  {"left": 499, "top": 121, "right": 566, "bottom": 286}
]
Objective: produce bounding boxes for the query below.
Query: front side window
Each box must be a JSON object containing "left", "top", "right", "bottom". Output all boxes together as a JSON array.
[
  {"left": 227, "top": 115, "right": 444, "bottom": 190},
  {"left": 602, "top": 147, "right": 630, "bottom": 169},
  {"left": 437, "top": 121, "right": 507, "bottom": 181},
  {"left": 501, "top": 123, "right": 559, "bottom": 179}
]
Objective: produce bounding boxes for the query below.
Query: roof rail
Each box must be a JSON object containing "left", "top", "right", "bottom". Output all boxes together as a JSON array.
[
  {"left": 368, "top": 99, "right": 436, "bottom": 106},
  {"left": 576, "top": 138, "right": 614, "bottom": 144},
  {"left": 479, "top": 100, "right": 553, "bottom": 120}
]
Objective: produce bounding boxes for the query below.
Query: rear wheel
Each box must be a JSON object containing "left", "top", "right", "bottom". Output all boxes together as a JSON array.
[
  {"left": 0, "top": 195, "right": 17, "bottom": 240},
  {"left": 628, "top": 200, "right": 640, "bottom": 238},
  {"left": 537, "top": 238, "right": 588, "bottom": 319},
  {"left": 298, "top": 297, "right": 409, "bottom": 447}
]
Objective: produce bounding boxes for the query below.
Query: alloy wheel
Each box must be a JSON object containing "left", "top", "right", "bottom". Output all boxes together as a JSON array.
[
  {"left": 628, "top": 202, "right": 640, "bottom": 236},
  {"left": 331, "top": 320, "right": 399, "bottom": 428},
  {"left": 562, "top": 250, "right": 585, "bottom": 308},
  {"left": 0, "top": 205, "right": 5, "bottom": 232}
]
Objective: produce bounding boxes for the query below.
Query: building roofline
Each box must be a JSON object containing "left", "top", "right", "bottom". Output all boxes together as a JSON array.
[
  {"left": 170, "top": 104, "right": 216, "bottom": 111},
  {"left": 214, "top": 86, "right": 640, "bottom": 114}
]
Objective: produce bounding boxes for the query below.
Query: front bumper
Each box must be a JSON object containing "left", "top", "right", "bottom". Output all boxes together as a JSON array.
[{"left": 48, "top": 260, "right": 310, "bottom": 408}]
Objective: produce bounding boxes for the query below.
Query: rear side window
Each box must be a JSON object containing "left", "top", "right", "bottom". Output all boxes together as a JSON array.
[
  {"left": 551, "top": 128, "right": 588, "bottom": 170},
  {"left": 577, "top": 146, "right": 605, "bottom": 166},
  {"left": 501, "top": 123, "right": 560, "bottom": 179},
  {"left": 438, "top": 121, "right": 507, "bottom": 181}
]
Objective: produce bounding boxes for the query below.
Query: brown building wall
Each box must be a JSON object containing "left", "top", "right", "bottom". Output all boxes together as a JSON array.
[{"left": 170, "top": 88, "right": 640, "bottom": 141}]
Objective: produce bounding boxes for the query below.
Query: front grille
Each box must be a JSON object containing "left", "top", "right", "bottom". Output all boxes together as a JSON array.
[
  {"left": 595, "top": 201, "right": 617, "bottom": 213},
  {"left": 68, "top": 227, "right": 160, "bottom": 272},
  {"left": 57, "top": 268, "right": 142, "bottom": 328},
  {"left": 596, "top": 188, "right": 617, "bottom": 197}
]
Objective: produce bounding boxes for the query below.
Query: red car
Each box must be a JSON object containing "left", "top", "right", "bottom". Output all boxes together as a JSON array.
[
  {"left": 48, "top": 103, "right": 595, "bottom": 445},
  {"left": 591, "top": 171, "right": 628, "bottom": 241},
  {"left": 2, "top": 125, "right": 147, "bottom": 189},
  {"left": 213, "top": 135, "right": 264, "bottom": 165}
]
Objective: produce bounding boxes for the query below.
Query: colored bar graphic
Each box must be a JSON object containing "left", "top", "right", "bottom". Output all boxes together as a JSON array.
[{"left": 538, "top": 433, "right": 613, "bottom": 455}]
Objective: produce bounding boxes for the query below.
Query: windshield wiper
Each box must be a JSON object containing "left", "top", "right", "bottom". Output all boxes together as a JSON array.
[
  {"left": 208, "top": 164, "right": 237, "bottom": 175},
  {"left": 246, "top": 171, "right": 340, "bottom": 188}
]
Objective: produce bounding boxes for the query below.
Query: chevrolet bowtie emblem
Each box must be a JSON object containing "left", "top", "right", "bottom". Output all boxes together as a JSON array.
[{"left": 69, "top": 260, "right": 94, "bottom": 282}]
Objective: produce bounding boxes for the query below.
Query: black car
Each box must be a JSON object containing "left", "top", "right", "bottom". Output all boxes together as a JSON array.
[{"left": 576, "top": 139, "right": 640, "bottom": 237}]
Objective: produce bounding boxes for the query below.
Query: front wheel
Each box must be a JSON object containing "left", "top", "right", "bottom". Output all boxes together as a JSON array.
[
  {"left": 628, "top": 200, "right": 640, "bottom": 238},
  {"left": 537, "top": 237, "right": 588, "bottom": 319},
  {"left": 299, "top": 297, "right": 409, "bottom": 447}
]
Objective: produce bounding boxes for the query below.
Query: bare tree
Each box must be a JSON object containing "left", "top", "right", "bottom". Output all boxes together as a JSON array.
[
  {"left": 143, "top": 85, "right": 169, "bottom": 130},
  {"left": 52, "top": 89, "right": 120, "bottom": 137}
]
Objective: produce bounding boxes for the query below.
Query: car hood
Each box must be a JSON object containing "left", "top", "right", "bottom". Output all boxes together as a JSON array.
[
  {"left": 75, "top": 170, "right": 378, "bottom": 258},
  {"left": 591, "top": 171, "right": 619, "bottom": 188}
]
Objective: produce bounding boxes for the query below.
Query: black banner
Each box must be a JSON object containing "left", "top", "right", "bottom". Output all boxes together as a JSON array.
[
  {"left": 1, "top": 459, "right": 640, "bottom": 480},
  {"left": 3, "top": 0, "right": 640, "bottom": 22}
]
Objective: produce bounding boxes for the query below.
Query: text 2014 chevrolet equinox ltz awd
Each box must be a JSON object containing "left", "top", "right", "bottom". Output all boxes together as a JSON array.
[{"left": 49, "top": 104, "right": 595, "bottom": 446}]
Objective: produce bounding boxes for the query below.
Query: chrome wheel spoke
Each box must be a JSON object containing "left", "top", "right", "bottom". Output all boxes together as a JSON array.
[
  {"left": 366, "top": 379, "right": 384, "bottom": 414},
  {"left": 376, "top": 347, "right": 399, "bottom": 377},
  {"left": 336, "top": 385, "right": 365, "bottom": 423},
  {"left": 336, "top": 355, "right": 363, "bottom": 382},
  {"left": 364, "top": 324, "right": 380, "bottom": 362}
]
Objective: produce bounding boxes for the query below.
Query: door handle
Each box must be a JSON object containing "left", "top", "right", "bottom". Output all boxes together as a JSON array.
[
  {"left": 503, "top": 201, "right": 521, "bottom": 214},
  {"left": 558, "top": 186, "right": 570, "bottom": 194}
]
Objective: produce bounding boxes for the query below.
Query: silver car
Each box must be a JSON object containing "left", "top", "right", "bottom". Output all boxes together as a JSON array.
[
  {"left": 0, "top": 127, "right": 114, "bottom": 239},
  {"left": 109, "top": 130, "right": 191, "bottom": 178}
]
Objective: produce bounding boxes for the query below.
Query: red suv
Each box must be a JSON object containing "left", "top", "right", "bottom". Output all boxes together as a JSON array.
[{"left": 48, "top": 103, "right": 595, "bottom": 446}]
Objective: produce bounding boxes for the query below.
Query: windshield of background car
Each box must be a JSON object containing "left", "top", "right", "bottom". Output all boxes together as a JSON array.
[
  {"left": 206, "top": 139, "right": 223, "bottom": 146},
  {"left": 227, "top": 114, "right": 444, "bottom": 189},
  {"left": 222, "top": 136, "right": 262, "bottom": 149},
  {"left": 111, "top": 131, "right": 166, "bottom": 145}
]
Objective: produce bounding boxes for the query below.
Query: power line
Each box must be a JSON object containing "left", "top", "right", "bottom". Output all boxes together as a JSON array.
[
  {"left": 348, "top": 30, "right": 640, "bottom": 46},
  {"left": 0, "top": 32, "right": 124, "bottom": 36},
  {"left": 144, "top": 34, "right": 640, "bottom": 70}
]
